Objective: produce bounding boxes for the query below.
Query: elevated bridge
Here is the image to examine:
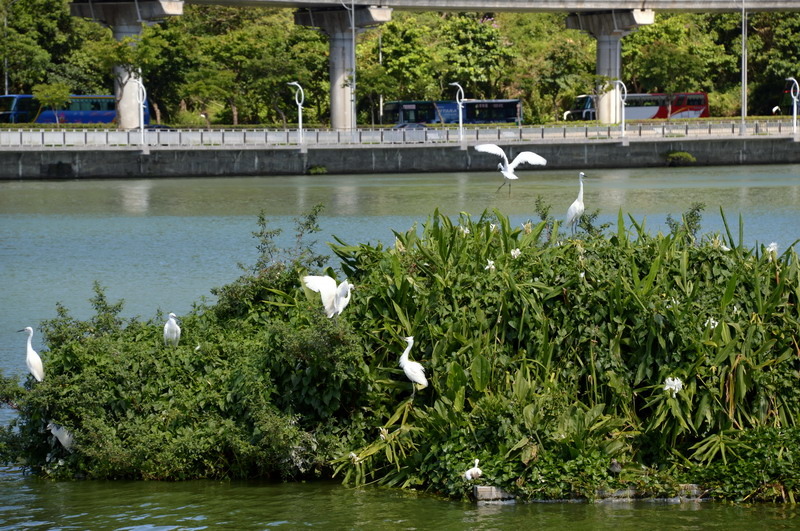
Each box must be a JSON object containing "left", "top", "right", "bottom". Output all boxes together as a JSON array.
[{"left": 69, "top": 0, "right": 799, "bottom": 129}]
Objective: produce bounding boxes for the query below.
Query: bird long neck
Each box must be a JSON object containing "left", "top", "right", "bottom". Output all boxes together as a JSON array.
[
  {"left": 400, "top": 340, "right": 413, "bottom": 366},
  {"left": 26, "top": 330, "right": 33, "bottom": 348},
  {"left": 577, "top": 178, "right": 584, "bottom": 201}
]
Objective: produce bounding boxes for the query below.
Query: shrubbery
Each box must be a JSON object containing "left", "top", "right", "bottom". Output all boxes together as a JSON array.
[{"left": 2, "top": 205, "right": 800, "bottom": 502}]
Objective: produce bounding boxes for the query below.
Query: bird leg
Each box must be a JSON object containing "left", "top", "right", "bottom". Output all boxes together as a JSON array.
[{"left": 496, "top": 181, "right": 507, "bottom": 194}]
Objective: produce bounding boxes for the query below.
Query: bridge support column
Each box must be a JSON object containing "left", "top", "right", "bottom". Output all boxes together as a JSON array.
[
  {"left": 296, "top": 7, "right": 391, "bottom": 131},
  {"left": 69, "top": 1, "right": 182, "bottom": 129},
  {"left": 566, "top": 9, "right": 654, "bottom": 124}
]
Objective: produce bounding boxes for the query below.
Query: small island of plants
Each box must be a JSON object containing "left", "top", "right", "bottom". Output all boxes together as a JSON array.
[{"left": 2, "top": 204, "right": 799, "bottom": 503}]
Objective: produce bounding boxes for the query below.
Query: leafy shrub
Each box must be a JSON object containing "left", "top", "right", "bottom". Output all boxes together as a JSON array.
[
  {"left": 666, "top": 150, "right": 697, "bottom": 166},
  {"left": 2, "top": 205, "right": 800, "bottom": 503}
]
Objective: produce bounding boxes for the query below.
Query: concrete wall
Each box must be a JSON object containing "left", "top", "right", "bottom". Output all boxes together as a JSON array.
[{"left": 1, "top": 137, "right": 798, "bottom": 179}]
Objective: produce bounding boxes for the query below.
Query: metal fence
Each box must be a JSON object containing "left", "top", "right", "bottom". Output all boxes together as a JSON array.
[{"left": 0, "top": 120, "right": 796, "bottom": 149}]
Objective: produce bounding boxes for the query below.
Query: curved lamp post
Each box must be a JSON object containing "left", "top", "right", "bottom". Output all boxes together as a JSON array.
[
  {"left": 287, "top": 81, "right": 305, "bottom": 143},
  {"left": 134, "top": 78, "right": 147, "bottom": 146},
  {"left": 613, "top": 80, "right": 627, "bottom": 138},
  {"left": 449, "top": 82, "right": 464, "bottom": 142},
  {"left": 787, "top": 77, "right": 799, "bottom": 135}
]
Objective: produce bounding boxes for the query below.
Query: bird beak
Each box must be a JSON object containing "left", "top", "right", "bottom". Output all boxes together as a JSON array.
[{"left": 16, "top": 329, "right": 25, "bottom": 333}]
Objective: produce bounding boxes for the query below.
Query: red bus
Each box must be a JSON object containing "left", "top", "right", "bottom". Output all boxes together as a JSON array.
[{"left": 564, "top": 92, "right": 710, "bottom": 121}]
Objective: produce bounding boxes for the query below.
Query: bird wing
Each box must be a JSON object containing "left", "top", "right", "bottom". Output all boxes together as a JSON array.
[
  {"left": 474, "top": 143, "right": 509, "bottom": 167},
  {"left": 509, "top": 151, "right": 547, "bottom": 171},
  {"left": 27, "top": 351, "right": 44, "bottom": 382},
  {"left": 565, "top": 199, "right": 585, "bottom": 226},
  {"left": 303, "top": 275, "right": 338, "bottom": 317},
  {"left": 404, "top": 362, "right": 428, "bottom": 388}
]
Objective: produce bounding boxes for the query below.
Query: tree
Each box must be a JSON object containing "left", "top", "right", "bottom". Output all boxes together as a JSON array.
[{"left": 31, "top": 81, "right": 69, "bottom": 126}]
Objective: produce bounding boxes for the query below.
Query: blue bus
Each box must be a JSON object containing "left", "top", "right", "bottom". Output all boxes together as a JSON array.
[
  {"left": 383, "top": 99, "right": 521, "bottom": 125},
  {"left": 0, "top": 94, "right": 150, "bottom": 124}
]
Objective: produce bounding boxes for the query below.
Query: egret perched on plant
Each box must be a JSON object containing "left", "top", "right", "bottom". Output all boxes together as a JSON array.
[
  {"left": 565, "top": 171, "right": 586, "bottom": 235},
  {"left": 18, "top": 326, "right": 43, "bottom": 382},
  {"left": 464, "top": 459, "right": 482, "bottom": 481},
  {"left": 302, "top": 275, "right": 353, "bottom": 318},
  {"left": 163, "top": 312, "right": 181, "bottom": 347},
  {"left": 47, "top": 422, "right": 74, "bottom": 452},
  {"left": 399, "top": 336, "right": 427, "bottom": 396},
  {"left": 474, "top": 143, "right": 547, "bottom": 195}
]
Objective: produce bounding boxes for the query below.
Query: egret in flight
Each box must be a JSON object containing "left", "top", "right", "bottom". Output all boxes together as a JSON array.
[
  {"left": 163, "top": 313, "right": 181, "bottom": 347},
  {"left": 474, "top": 143, "right": 547, "bottom": 195},
  {"left": 47, "top": 422, "right": 74, "bottom": 451},
  {"left": 565, "top": 171, "right": 586, "bottom": 235},
  {"left": 399, "top": 336, "right": 427, "bottom": 397},
  {"left": 464, "top": 459, "right": 482, "bottom": 481},
  {"left": 303, "top": 275, "right": 353, "bottom": 318},
  {"left": 18, "top": 326, "right": 43, "bottom": 382}
]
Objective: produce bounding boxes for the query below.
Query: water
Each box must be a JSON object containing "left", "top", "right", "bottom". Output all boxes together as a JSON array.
[{"left": 1, "top": 165, "right": 800, "bottom": 528}]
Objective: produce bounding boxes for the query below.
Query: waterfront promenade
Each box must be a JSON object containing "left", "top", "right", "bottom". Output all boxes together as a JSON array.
[{"left": 1, "top": 120, "right": 798, "bottom": 179}]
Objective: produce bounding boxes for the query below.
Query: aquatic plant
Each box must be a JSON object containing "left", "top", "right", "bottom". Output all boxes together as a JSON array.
[{"left": 1, "top": 205, "right": 799, "bottom": 503}]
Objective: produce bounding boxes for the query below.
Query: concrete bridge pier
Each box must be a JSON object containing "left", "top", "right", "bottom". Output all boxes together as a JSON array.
[
  {"left": 566, "top": 9, "right": 654, "bottom": 124},
  {"left": 69, "top": 1, "right": 183, "bottom": 129},
  {"left": 296, "top": 7, "right": 392, "bottom": 131}
]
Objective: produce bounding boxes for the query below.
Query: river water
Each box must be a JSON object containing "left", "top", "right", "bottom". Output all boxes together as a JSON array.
[{"left": 1, "top": 165, "right": 799, "bottom": 528}]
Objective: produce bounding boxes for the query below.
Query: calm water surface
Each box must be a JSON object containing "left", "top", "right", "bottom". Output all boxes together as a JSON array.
[{"left": 1, "top": 165, "right": 800, "bottom": 528}]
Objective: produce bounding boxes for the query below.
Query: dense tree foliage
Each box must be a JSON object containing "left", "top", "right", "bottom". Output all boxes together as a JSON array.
[
  {"left": 1, "top": 2, "right": 799, "bottom": 122},
  {"left": 2, "top": 205, "right": 800, "bottom": 502}
]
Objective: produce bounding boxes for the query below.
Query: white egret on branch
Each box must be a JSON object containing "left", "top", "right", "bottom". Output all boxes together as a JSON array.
[
  {"left": 18, "top": 326, "right": 43, "bottom": 382},
  {"left": 47, "top": 422, "right": 74, "bottom": 451},
  {"left": 565, "top": 171, "right": 586, "bottom": 235},
  {"left": 474, "top": 143, "right": 547, "bottom": 195},
  {"left": 399, "top": 336, "right": 427, "bottom": 396},
  {"left": 163, "top": 312, "right": 181, "bottom": 347},
  {"left": 464, "top": 459, "right": 482, "bottom": 481},
  {"left": 303, "top": 275, "right": 354, "bottom": 318}
]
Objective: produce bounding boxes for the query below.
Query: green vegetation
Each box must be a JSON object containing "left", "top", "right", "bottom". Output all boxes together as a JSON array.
[
  {"left": 2, "top": 205, "right": 800, "bottom": 503},
  {"left": 4, "top": 2, "right": 800, "bottom": 125},
  {"left": 665, "top": 151, "right": 698, "bottom": 167}
]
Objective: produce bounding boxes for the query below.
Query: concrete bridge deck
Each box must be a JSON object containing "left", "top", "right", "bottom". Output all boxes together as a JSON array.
[{"left": 184, "top": 0, "right": 797, "bottom": 12}]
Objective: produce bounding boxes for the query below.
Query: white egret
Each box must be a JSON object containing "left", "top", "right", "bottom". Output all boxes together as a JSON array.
[
  {"left": 18, "top": 326, "right": 43, "bottom": 382},
  {"left": 163, "top": 312, "right": 181, "bottom": 347},
  {"left": 474, "top": 143, "right": 547, "bottom": 195},
  {"left": 302, "top": 275, "right": 354, "bottom": 318},
  {"left": 464, "top": 459, "right": 482, "bottom": 481},
  {"left": 565, "top": 171, "right": 586, "bottom": 235},
  {"left": 399, "top": 336, "right": 427, "bottom": 396},
  {"left": 47, "top": 422, "right": 74, "bottom": 452}
]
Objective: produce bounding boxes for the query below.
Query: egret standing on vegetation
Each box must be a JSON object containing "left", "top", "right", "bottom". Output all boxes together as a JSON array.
[
  {"left": 18, "top": 326, "right": 43, "bottom": 382},
  {"left": 399, "top": 336, "right": 427, "bottom": 397},
  {"left": 302, "top": 275, "right": 353, "bottom": 318},
  {"left": 163, "top": 313, "right": 181, "bottom": 347},
  {"left": 474, "top": 143, "right": 547, "bottom": 195},
  {"left": 565, "top": 171, "right": 586, "bottom": 235},
  {"left": 464, "top": 459, "right": 483, "bottom": 481},
  {"left": 47, "top": 422, "right": 74, "bottom": 451}
]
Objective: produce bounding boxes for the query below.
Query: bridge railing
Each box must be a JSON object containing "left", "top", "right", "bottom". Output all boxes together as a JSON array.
[{"left": 0, "top": 120, "right": 795, "bottom": 148}]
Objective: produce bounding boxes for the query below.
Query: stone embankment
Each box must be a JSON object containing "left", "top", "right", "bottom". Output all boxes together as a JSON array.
[{"left": 0, "top": 136, "right": 798, "bottom": 179}]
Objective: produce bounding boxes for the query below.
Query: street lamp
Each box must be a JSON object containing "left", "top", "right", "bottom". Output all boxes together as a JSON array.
[
  {"left": 134, "top": 77, "right": 146, "bottom": 146},
  {"left": 449, "top": 82, "right": 464, "bottom": 142},
  {"left": 787, "top": 77, "right": 799, "bottom": 135},
  {"left": 287, "top": 81, "right": 304, "bottom": 144},
  {"left": 740, "top": 0, "right": 747, "bottom": 135},
  {"left": 613, "top": 80, "right": 627, "bottom": 138}
]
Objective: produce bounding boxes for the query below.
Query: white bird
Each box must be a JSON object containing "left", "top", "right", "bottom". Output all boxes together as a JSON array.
[
  {"left": 399, "top": 336, "right": 427, "bottom": 397},
  {"left": 163, "top": 312, "right": 181, "bottom": 347},
  {"left": 47, "top": 422, "right": 74, "bottom": 451},
  {"left": 302, "top": 275, "right": 354, "bottom": 318},
  {"left": 464, "top": 459, "right": 482, "bottom": 481},
  {"left": 565, "top": 171, "right": 586, "bottom": 235},
  {"left": 18, "top": 326, "right": 43, "bottom": 382},
  {"left": 474, "top": 143, "right": 547, "bottom": 195}
]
